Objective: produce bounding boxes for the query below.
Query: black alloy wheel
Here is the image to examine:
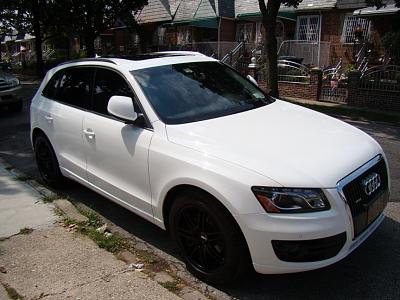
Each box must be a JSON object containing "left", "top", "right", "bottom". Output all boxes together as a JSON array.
[
  {"left": 176, "top": 206, "right": 225, "bottom": 272},
  {"left": 169, "top": 190, "right": 251, "bottom": 284},
  {"left": 34, "top": 134, "right": 63, "bottom": 187}
]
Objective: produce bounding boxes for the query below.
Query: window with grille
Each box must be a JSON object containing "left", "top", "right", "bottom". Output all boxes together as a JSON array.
[
  {"left": 236, "top": 23, "right": 253, "bottom": 42},
  {"left": 296, "top": 15, "right": 321, "bottom": 42},
  {"left": 177, "top": 26, "right": 191, "bottom": 45},
  {"left": 341, "top": 16, "right": 370, "bottom": 44}
]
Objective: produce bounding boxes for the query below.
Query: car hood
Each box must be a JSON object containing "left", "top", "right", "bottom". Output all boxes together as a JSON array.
[{"left": 165, "top": 100, "right": 381, "bottom": 188}]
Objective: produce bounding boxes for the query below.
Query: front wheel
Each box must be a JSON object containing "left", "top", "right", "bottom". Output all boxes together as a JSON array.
[
  {"left": 34, "top": 134, "right": 64, "bottom": 187},
  {"left": 169, "top": 190, "right": 251, "bottom": 284}
]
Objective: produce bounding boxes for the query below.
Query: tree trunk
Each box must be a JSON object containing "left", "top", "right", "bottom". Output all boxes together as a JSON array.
[
  {"left": 84, "top": 31, "right": 96, "bottom": 57},
  {"left": 259, "top": 0, "right": 280, "bottom": 97},
  {"left": 0, "top": 36, "right": 2, "bottom": 60},
  {"left": 32, "top": 2, "right": 44, "bottom": 77}
]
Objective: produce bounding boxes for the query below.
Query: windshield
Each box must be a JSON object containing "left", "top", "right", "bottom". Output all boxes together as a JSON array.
[{"left": 131, "top": 61, "right": 272, "bottom": 124}]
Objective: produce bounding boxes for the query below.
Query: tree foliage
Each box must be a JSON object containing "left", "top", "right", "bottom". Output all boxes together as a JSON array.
[
  {"left": 0, "top": 0, "right": 52, "bottom": 75},
  {"left": 1, "top": 0, "right": 148, "bottom": 73},
  {"left": 53, "top": 0, "right": 148, "bottom": 57}
]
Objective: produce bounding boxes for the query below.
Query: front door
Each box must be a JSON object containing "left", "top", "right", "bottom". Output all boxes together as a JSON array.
[{"left": 83, "top": 68, "right": 154, "bottom": 219}]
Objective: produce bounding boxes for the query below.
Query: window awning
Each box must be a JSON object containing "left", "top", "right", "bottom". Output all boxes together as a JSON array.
[
  {"left": 353, "top": 4, "right": 400, "bottom": 17},
  {"left": 166, "top": 17, "right": 219, "bottom": 29},
  {"left": 237, "top": 11, "right": 297, "bottom": 22}
]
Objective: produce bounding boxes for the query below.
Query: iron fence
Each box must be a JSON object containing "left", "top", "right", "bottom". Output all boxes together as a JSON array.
[
  {"left": 320, "top": 87, "right": 348, "bottom": 103},
  {"left": 361, "top": 65, "right": 400, "bottom": 91},
  {"left": 277, "top": 60, "right": 310, "bottom": 83}
]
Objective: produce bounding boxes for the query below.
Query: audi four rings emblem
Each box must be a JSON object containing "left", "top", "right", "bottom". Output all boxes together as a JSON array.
[{"left": 361, "top": 173, "right": 381, "bottom": 196}]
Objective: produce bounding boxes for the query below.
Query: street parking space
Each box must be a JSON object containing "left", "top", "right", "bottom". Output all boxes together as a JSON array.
[{"left": 0, "top": 83, "right": 399, "bottom": 299}]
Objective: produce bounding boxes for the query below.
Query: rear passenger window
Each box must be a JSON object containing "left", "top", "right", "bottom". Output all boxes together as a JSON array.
[
  {"left": 56, "top": 67, "right": 93, "bottom": 109},
  {"left": 92, "top": 68, "right": 137, "bottom": 115}
]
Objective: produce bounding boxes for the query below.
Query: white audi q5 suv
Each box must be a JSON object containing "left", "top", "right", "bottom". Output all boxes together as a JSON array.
[{"left": 30, "top": 52, "right": 390, "bottom": 283}]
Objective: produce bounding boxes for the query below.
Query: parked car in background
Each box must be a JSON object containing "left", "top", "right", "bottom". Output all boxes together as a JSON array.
[
  {"left": 0, "top": 62, "right": 22, "bottom": 112},
  {"left": 30, "top": 52, "right": 390, "bottom": 284}
]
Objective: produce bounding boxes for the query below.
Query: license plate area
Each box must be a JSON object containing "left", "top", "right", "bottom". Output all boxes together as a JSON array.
[{"left": 352, "top": 191, "right": 388, "bottom": 238}]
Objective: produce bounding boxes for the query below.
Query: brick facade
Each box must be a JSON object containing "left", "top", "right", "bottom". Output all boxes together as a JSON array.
[
  {"left": 251, "top": 68, "right": 323, "bottom": 101},
  {"left": 220, "top": 19, "right": 236, "bottom": 41}
]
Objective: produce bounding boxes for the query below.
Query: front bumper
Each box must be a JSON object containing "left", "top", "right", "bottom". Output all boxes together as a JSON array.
[
  {"left": 238, "top": 188, "right": 388, "bottom": 274},
  {"left": 0, "top": 85, "right": 22, "bottom": 104}
]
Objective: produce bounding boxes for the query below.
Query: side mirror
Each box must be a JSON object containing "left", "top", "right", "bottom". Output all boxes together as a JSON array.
[
  {"left": 107, "top": 96, "right": 138, "bottom": 123},
  {"left": 247, "top": 75, "right": 258, "bottom": 86}
]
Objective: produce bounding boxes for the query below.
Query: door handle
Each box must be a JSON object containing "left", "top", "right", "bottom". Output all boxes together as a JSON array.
[
  {"left": 83, "top": 128, "right": 95, "bottom": 139},
  {"left": 44, "top": 115, "right": 53, "bottom": 124}
]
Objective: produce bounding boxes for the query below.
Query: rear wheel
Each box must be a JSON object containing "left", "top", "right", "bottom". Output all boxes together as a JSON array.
[
  {"left": 169, "top": 190, "right": 251, "bottom": 284},
  {"left": 34, "top": 134, "right": 63, "bottom": 187}
]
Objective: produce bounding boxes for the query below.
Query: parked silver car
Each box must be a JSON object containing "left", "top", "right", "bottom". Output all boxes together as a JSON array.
[{"left": 0, "top": 62, "right": 22, "bottom": 112}]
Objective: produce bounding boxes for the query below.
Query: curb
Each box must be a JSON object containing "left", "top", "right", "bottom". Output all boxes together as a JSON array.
[{"left": 0, "top": 157, "right": 232, "bottom": 300}]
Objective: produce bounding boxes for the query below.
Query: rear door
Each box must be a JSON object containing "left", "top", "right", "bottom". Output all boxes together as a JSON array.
[
  {"left": 40, "top": 67, "right": 94, "bottom": 180},
  {"left": 83, "top": 68, "right": 154, "bottom": 219}
]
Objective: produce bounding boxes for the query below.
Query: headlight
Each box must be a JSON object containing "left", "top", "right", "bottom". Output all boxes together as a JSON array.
[
  {"left": 252, "top": 187, "right": 330, "bottom": 213},
  {"left": 7, "top": 78, "right": 20, "bottom": 87}
]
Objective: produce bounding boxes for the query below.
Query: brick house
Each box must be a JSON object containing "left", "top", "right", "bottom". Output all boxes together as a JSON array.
[
  {"left": 233, "top": 0, "right": 398, "bottom": 68},
  {"left": 135, "top": 0, "right": 236, "bottom": 57},
  {"left": 353, "top": 2, "right": 400, "bottom": 64}
]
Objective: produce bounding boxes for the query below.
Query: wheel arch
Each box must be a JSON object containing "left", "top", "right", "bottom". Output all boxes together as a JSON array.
[
  {"left": 162, "top": 183, "right": 239, "bottom": 233},
  {"left": 31, "top": 127, "right": 48, "bottom": 149}
]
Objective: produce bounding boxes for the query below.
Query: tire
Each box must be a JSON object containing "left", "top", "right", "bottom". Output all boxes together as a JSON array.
[
  {"left": 34, "top": 134, "right": 64, "bottom": 188},
  {"left": 169, "top": 190, "right": 251, "bottom": 284},
  {"left": 9, "top": 100, "right": 23, "bottom": 112}
]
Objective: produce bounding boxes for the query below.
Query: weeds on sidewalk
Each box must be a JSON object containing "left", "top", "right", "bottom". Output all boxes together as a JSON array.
[
  {"left": 79, "top": 227, "right": 126, "bottom": 253},
  {"left": 60, "top": 209, "right": 126, "bottom": 253},
  {"left": 160, "top": 280, "right": 182, "bottom": 293},
  {"left": 41, "top": 194, "right": 59, "bottom": 203},
  {"left": 2, "top": 283, "right": 23, "bottom": 300},
  {"left": 13, "top": 175, "right": 31, "bottom": 182},
  {"left": 19, "top": 227, "right": 33, "bottom": 235},
  {"left": 77, "top": 207, "right": 102, "bottom": 228}
]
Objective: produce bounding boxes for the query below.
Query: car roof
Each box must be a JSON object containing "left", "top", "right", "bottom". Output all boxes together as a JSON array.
[{"left": 56, "top": 51, "right": 217, "bottom": 72}]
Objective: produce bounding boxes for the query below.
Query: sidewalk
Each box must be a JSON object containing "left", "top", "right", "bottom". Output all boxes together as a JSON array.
[
  {"left": 0, "top": 161, "right": 180, "bottom": 299},
  {"left": 283, "top": 97, "right": 400, "bottom": 125}
]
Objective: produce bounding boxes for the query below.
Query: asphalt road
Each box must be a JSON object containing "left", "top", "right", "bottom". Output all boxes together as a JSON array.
[{"left": 1, "top": 83, "right": 399, "bottom": 299}]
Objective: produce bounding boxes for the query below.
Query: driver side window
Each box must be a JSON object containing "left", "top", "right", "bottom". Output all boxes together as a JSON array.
[{"left": 92, "top": 68, "right": 139, "bottom": 116}]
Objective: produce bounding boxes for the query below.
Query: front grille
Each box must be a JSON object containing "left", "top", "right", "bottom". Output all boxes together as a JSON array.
[
  {"left": 0, "top": 80, "right": 10, "bottom": 91},
  {"left": 341, "top": 156, "right": 389, "bottom": 238}
]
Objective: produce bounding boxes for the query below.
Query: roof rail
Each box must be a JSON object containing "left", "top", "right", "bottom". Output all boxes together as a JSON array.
[
  {"left": 57, "top": 58, "right": 117, "bottom": 66},
  {"left": 104, "top": 51, "right": 206, "bottom": 61}
]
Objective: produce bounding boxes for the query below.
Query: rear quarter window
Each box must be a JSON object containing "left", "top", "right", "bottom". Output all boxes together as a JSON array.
[
  {"left": 42, "top": 67, "right": 94, "bottom": 110},
  {"left": 42, "top": 70, "right": 63, "bottom": 99}
]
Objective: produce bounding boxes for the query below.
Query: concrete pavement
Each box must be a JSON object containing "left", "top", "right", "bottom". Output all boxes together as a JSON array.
[
  {"left": 0, "top": 161, "right": 181, "bottom": 300},
  {"left": 0, "top": 164, "right": 57, "bottom": 238}
]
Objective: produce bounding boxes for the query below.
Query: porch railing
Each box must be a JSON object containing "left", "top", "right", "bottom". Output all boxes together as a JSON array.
[
  {"left": 157, "top": 42, "right": 240, "bottom": 60},
  {"left": 278, "top": 40, "right": 331, "bottom": 68}
]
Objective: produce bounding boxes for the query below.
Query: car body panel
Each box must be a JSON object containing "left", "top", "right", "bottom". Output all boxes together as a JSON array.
[
  {"left": 165, "top": 100, "right": 381, "bottom": 188},
  {"left": 83, "top": 112, "right": 154, "bottom": 217}
]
